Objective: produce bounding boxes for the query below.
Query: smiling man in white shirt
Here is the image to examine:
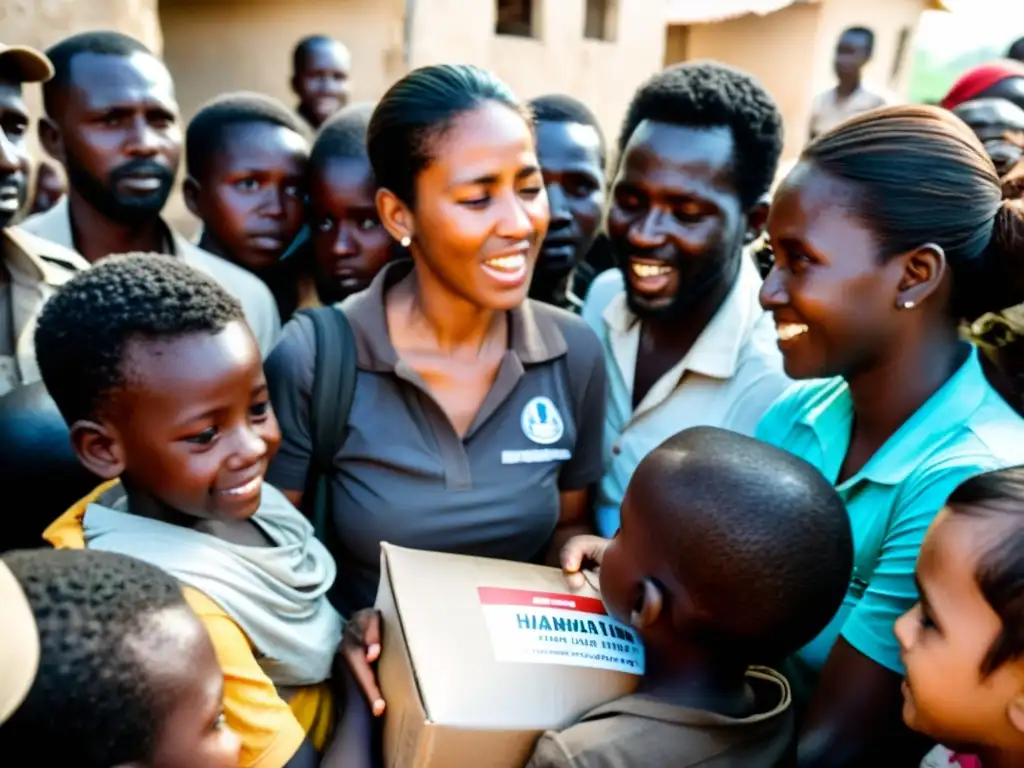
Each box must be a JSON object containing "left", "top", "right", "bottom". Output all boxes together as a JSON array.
[{"left": 583, "top": 62, "right": 791, "bottom": 537}]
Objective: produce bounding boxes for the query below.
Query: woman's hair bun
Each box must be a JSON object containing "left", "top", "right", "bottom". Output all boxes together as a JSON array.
[{"left": 969, "top": 198, "right": 1024, "bottom": 320}]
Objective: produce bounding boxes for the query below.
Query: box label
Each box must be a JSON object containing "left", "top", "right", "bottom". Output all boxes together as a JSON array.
[{"left": 477, "top": 586, "right": 644, "bottom": 675}]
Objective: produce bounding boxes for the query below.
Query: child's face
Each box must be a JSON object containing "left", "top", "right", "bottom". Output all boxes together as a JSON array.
[
  {"left": 143, "top": 605, "right": 241, "bottom": 768},
  {"left": 103, "top": 321, "right": 280, "bottom": 521},
  {"left": 599, "top": 484, "right": 661, "bottom": 634},
  {"left": 309, "top": 156, "right": 392, "bottom": 301},
  {"left": 294, "top": 43, "right": 351, "bottom": 126},
  {"left": 895, "top": 508, "right": 1024, "bottom": 753},
  {"left": 192, "top": 122, "right": 308, "bottom": 272}
]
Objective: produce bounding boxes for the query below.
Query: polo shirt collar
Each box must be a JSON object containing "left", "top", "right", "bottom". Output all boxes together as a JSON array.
[
  {"left": 23, "top": 197, "right": 73, "bottom": 250},
  {"left": 341, "top": 261, "right": 568, "bottom": 374},
  {"left": 800, "top": 345, "right": 990, "bottom": 487},
  {"left": 601, "top": 254, "right": 763, "bottom": 380}
]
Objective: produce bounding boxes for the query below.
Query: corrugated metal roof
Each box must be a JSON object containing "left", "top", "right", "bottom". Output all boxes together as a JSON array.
[{"left": 666, "top": 0, "right": 818, "bottom": 25}]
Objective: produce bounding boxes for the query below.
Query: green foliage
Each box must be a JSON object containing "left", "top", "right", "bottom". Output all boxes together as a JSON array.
[{"left": 908, "top": 44, "right": 1003, "bottom": 104}]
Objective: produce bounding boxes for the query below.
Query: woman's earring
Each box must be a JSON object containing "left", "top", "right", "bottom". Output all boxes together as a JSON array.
[
  {"left": 901, "top": 300, "right": 916, "bottom": 310},
  {"left": 400, "top": 236, "right": 411, "bottom": 248}
]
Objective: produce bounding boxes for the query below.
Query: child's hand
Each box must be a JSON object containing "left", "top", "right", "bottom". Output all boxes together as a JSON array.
[
  {"left": 560, "top": 535, "right": 611, "bottom": 591},
  {"left": 339, "top": 608, "right": 386, "bottom": 717}
]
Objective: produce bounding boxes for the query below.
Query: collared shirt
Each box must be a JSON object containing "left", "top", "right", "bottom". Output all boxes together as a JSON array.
[
  {"left": 265, "top": 261, "right": 607, "bottom": 617},
  {"left": 526, "top": 667, "right": 793, "bottom": 768},
  {"left": 537, "top": 263, "right": 597, "bottom": 314},
  {"left": 809, "top": 84, "right": 894, "bottom": 138},
  {"left": 0, "top": 225, "right": 89, "bottom": 397},
  {"left": 582, "top": 257, "right": 790, "bottom": 537},
  {"left": 757, "top": 346, "right": 1024, "bottom": 682},
  {"left": 20, "top": 198, "right": 281, "bottom": 357}
]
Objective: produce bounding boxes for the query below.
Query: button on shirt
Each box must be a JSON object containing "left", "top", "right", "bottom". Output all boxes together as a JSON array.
[
  {"left": 582, "top": 257, "right": 790, "bottom": 537},
  {"left": 266, "top": 262, "right": 607, "bottom": 617},
  {"left": 757, "top": 347, "right": 1024, "bottom": 681}
]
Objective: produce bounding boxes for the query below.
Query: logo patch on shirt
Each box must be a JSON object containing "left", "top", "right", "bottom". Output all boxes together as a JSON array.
[
  {"left": 501, "top": 448, "right": 572, "bottom": 465},
  {"left": 521, "top": 396, "right": 564, "bottom": 445}
]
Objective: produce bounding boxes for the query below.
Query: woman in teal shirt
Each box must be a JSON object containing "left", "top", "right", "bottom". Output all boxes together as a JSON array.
[
  {"left": 562, "top": 105, "right": 1024, "bottom": 766},
  {"left": 756, "top": 106, "right": 1024, "bottom": 765}
]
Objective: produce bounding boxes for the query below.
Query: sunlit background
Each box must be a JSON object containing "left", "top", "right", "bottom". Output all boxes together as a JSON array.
[{"left": 913, "top": 0, "right": 1024, "bottom": 101}]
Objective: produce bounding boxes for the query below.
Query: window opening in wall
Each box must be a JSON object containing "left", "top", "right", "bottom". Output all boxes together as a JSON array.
[
  {"left": 585, "top": 0, "right": 618, "bottom": 42},
  {"left": 496, "top": 0, "right": 536, "bottom": 38},
  {"left": 891, "top": 26, "right": 912, "bottom": 83},
  {"left": 664, "top": 25, "right": 691, "bottom": 67}
]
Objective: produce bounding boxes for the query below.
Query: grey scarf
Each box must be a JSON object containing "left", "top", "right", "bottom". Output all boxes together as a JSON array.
[{"left": 83, "top": 483, "right": 342, "bottom": 686}]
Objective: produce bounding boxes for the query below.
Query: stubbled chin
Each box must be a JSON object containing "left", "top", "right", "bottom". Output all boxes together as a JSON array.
[
  {"left": 625, "top": 284, "right": 677, "bottom": 314},
  {"left": 313, "top": 101, "right": 341, "bottom": 118}
]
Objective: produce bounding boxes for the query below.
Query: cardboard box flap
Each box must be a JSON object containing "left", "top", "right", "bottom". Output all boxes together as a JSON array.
[{"left": 378, "top": 543, "right": 643, "bottom": 732}]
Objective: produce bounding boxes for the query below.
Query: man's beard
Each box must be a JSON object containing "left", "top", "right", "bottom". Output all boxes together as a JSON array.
[
  {"left": 619, "top": 248, "right": 742, "bottom": 324},
  {"left": 65, "top": 154, "right": 175, "bottom": 225}
]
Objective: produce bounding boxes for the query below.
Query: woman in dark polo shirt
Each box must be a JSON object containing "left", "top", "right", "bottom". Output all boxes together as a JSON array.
[{"left": 264, "top": 64, "right": 606, "bottom": 712}]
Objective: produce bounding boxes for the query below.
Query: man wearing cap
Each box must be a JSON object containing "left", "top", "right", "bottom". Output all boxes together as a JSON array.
[
  {"left": 941, "top": 61, "right": 1024, "bottom": 113},
  {"left": 0, "top": 42, "right": 89, "bottom": 399}
]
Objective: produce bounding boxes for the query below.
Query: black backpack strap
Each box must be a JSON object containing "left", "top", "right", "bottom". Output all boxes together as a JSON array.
[
  {"left": 296, "top": 306, "right": 357, "bottom": 543},
  {"left": 557, "top": 320, "right": 587, "bottom": 426}
]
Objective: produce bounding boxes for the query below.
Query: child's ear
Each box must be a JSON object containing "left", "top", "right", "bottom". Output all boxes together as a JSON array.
[
  {"left": 1008, "top": 688, "right": 1024, "bottom": 736},
  {"left": 69, "top": 420, "right": 125, "bottom": 480},
  {"left": 629, "top": 578, "right": 663, "bottom": 630},
  {"left": 183, "top": 176, "right": 202, "bottom": 219}
]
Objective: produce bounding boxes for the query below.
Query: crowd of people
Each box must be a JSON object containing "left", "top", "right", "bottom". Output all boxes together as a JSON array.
[{"left": 3, "top": 20, "right": 1024, "bottom": 768}]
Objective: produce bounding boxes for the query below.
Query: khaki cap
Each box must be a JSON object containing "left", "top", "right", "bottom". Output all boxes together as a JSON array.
[
  {"left": 0, "top": 43, "right": 54, "bottom": 83},
  {"left": 0, "top": 560, "right": 40, "bottom": 725}
]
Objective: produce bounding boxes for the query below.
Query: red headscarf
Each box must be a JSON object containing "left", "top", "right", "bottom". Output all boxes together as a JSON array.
[{"left": 941, "top": 61, "right": 1024, "bottom": 110}]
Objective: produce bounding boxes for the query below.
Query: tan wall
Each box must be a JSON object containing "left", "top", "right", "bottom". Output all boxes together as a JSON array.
[
  {"left": 680, "top": 2, "right": 823, "bottom": 162},
  {"left": 0, "top": 0, "right": 161, "bottom": 57},
  {"left": 160, "top": 0, "right": 404, "bottom": 125},
  {"left": 408, "top": 0, "right": 667, "bottom": 163}
]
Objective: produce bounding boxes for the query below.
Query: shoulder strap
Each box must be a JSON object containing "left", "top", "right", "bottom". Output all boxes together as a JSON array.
[
  {"left": 555, "top": 319, "right": 588, "bottom": 425},
  {"left": 296, "top": 306, "right": 357, "bottom": 541}
]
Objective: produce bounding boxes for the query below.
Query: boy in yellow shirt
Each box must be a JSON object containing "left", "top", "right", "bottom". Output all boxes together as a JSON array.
[
  {"left": 0, "top": 548, "right": 241, "bottom": 767},
  {"left": 36, "top": 253, "right": 347, "bottom": 768}
]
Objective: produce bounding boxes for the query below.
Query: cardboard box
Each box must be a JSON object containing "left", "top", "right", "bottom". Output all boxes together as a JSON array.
[{"left": 375, "top": 543, "right": 644, "bottom": 768}]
